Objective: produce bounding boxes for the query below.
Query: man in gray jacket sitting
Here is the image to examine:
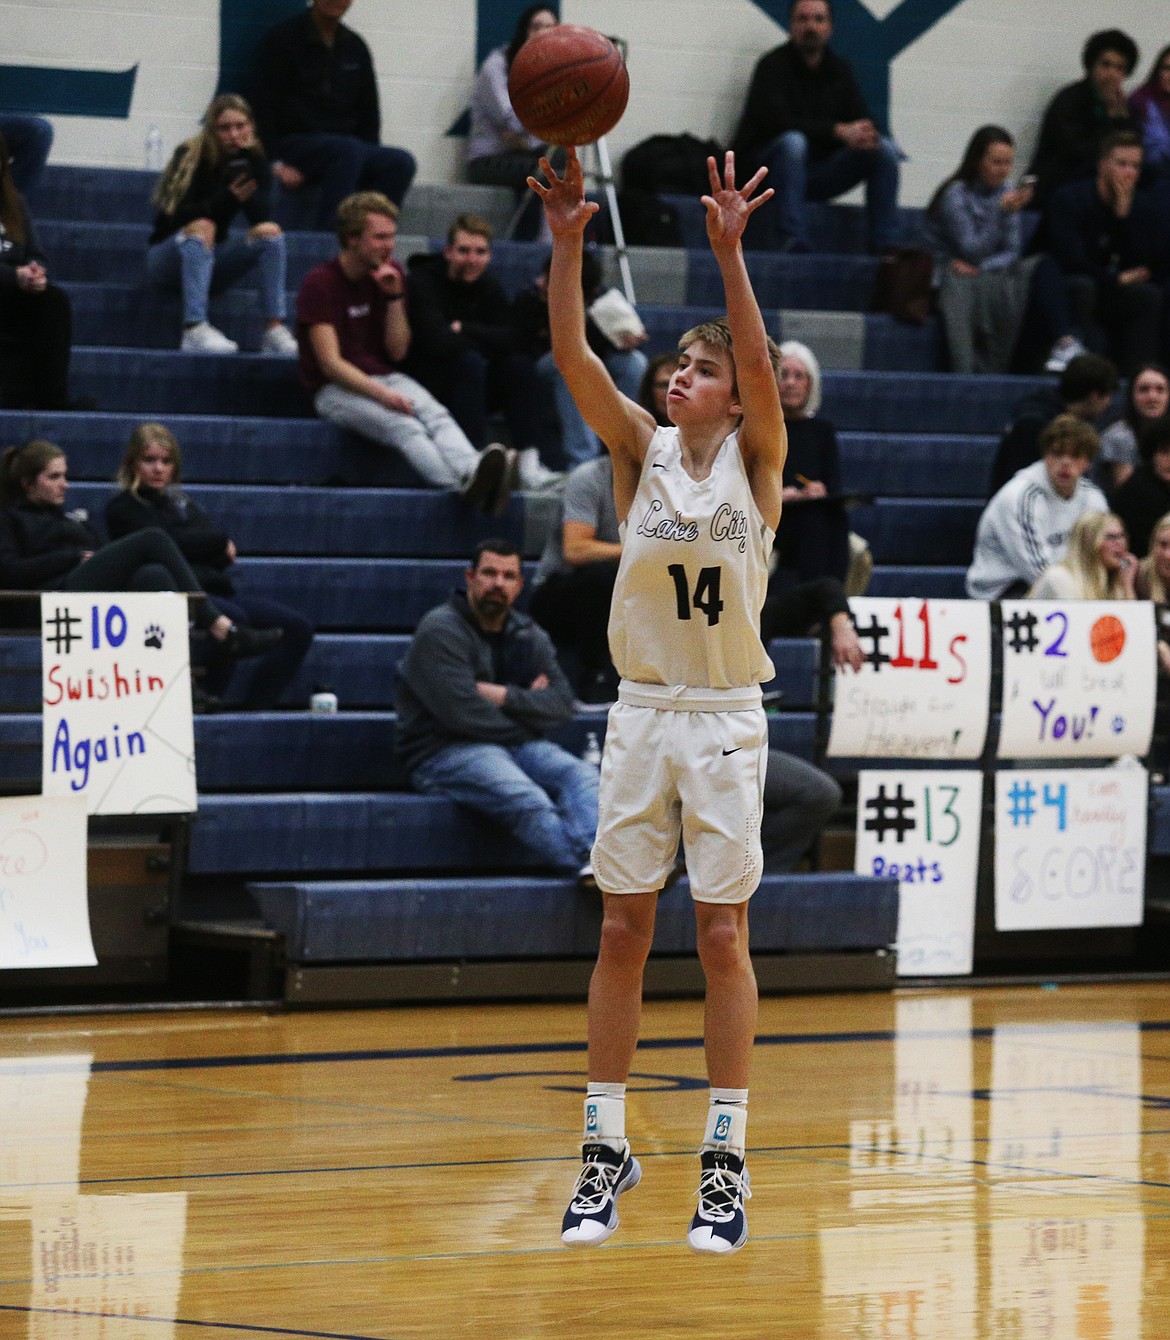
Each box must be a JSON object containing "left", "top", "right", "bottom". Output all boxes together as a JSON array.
[{"left": 395, "top": 538, "right": 599, "bottom": 882}]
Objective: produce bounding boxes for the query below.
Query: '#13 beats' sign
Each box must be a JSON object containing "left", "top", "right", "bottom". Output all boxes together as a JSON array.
[{"left": 827, "top": 599, "right": 991, "bottom": 759}]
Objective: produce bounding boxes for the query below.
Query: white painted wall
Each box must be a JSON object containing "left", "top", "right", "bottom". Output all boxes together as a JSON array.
[{"left": 4, "top": 0, "right": 1166, "bottom": 204}]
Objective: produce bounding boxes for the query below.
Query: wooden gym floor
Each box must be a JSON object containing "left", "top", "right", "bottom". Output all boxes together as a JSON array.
[{"left": 1, "top": 982, "right": 1169, "bottom": 1337}]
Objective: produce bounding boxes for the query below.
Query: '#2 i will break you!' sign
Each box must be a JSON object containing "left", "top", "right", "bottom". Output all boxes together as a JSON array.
[
  {"left": 827, "top": 599, "right": 991, "bottom": 759},
  {"left": 40, "top": 593, "right": 196, "bottom": 815},
  {"left": 998, "top": 601, "right": 1156, "bottom": 759}
]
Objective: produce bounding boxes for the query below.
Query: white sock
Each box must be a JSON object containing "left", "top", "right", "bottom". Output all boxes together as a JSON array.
[
  {"left": 703, "top": 1087, "right": 748, "bottom": 1155},
  {"left": 585, "top": 1082, "right": 626, "bottom": 1152}
]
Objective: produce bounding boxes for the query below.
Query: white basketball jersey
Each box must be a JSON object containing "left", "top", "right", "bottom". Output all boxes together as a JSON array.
[{"left": 608, "top": 426, "right": 775, "bottom": 689}]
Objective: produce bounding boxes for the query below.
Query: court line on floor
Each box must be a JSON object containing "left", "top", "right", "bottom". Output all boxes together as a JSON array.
[
  {"left": 6, "top": 1126, "right": 1170, "bottom": 1199},
  {"left": 5, "top": 1019, "right": 1166, "bottom": 1078},
  {"left": 0, "top": 1305, "right": 383, "bottom": 1340}
]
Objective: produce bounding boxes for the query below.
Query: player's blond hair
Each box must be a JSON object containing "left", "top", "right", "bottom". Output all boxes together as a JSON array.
[{"left": 677, "top": 316, "right": 782, "bottom": 395}]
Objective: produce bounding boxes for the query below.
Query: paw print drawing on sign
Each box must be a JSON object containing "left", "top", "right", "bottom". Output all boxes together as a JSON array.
[{"left": 144, "top": 624, "right": 165, "bottom": 650}]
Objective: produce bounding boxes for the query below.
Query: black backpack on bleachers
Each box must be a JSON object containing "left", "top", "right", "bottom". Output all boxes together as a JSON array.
[{"left": 621, "top": 133, "right": 723, "bottom": 195}]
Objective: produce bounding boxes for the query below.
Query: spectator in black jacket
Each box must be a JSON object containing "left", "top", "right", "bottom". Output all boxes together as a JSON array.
[
  {"left": 0, "top": 132, "right": 78, "bottom": 411},
  {"left": 731, "top": 0, "right": 900, "bottom": 252},
  {"left": 1045, "top": 131, "right": 1170, "bottom": 376},
  {"left": 772, "top": 339, "right": 849, "bottom": 585},
  {"left": 0, "top": 439, "right": 280, "bottom": 663},
  {"left": 1028, "top": 29, "right": 1139, "bottom": 204},
  {"left": 405, "top": 213, "right": 551, "bottom": 488},
  {"left": 395, "top": 538, "right": 599, "bottom": 882},
  {"left": 252, "top": 0, "right": 415, "bottom": 229},
  {"left": 1111, "top": 419, "right": 1170, "bottom": 559},
  {"left": 987, "top": 352, "right": 1118, "bottom": 496},
  {"left": 106, "top": 424, "right": 313, "bottom": 709},
  {"left": 147, "top": 94, "right": 296, "bottom": 356}
]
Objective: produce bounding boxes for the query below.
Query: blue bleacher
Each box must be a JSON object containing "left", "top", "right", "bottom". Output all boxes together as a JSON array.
[
  {"left": 3, "top": 160, "right": 1082, "bottom": 995},
  {"left": 245, "top": 872, "right": 899, "bottom": 961}
]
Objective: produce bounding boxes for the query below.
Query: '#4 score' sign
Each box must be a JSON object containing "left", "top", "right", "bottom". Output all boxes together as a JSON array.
[
  {"left": 827, "top": 599, "right": 991, "bottom": 759},
  {"left": 41, "top": 593, "right": 196, "bottom": 815},
  {"left": 994, "top": 766, "right": 1146, "bottom": 930},
  {"left": 998, "top": 601, "right": 1156, "bottom": 759}
]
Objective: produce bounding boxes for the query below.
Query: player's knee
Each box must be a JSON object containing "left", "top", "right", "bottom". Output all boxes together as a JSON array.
[
  {"left": 696, "top": 911, "right": 749, "bottom": 974},
  {"left": 599, "top": 907, "right": 654, "bottom": 965}
]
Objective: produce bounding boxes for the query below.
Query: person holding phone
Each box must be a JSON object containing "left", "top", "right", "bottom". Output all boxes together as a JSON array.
[
  {"left": 921, "top": 125, "right": 1082, "bottom": 374},
  {"left": 1027, "top": 510, "right": 1137, "bottom": 600},
  {"left": 147, "top": 94, "right": 297, "bottom": 356}
]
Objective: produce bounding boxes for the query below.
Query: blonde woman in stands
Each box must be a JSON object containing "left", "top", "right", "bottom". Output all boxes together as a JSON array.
[
  {"left": 1137, "top": 512, "right": 1170, "bottom": 675},
  {"left": 0, "top": 439, "right": 280, "bottom": 664},
  {"left": 148, "top": 94, "right": 297, "bottom": 356},
  {"left": 1028, "top": 510, "right": 1137, "bottom": 600},
  {"left": 106, "top": 423, "right": 313, "bottom": 709}
]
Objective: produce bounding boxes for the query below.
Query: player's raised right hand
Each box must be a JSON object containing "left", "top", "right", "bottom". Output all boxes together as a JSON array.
[{"left": 527, "top": 148, "right": 599, "bottom": 238}]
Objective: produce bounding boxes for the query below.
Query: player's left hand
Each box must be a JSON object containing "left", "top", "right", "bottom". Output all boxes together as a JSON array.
[{"left": 701, "top": 151, "right": 773, "bottom": 250}]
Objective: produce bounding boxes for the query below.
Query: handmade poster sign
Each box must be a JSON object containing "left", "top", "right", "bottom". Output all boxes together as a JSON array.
[
  {"left": 0, "top": 794, "right": 94, "bottom": 969},
  {"left": 41, "top": 592, "right": 196, "bottom": 814},
  {"left": 998, "top": 601, "right": 1156, "bottom": 759},
  {"left": 854, "top": 769, "right": 983, "bottom": 975},
  {"left": 994, "top": 765, "right": 1146, "bottom": 930},
  {"left": 827, "top": 599, "right": 991, "bottom": 759}
]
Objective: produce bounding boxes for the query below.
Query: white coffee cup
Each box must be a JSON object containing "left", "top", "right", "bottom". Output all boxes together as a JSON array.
[{"left": 310, "top": 691, "right": 338, "bottom": 714}]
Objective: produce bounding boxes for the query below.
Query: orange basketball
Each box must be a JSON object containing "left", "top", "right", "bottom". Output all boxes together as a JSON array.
[
  {"left": 507, "top": 25, "right": 629, "bottom": 147},
  {"left": 1089, "top": 614, "right": 1126, "bottom": 662}
]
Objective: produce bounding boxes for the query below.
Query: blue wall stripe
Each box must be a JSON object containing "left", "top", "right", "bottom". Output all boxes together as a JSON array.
[{"left": 0, "top": 65, "right": 137, "bottom": 119}]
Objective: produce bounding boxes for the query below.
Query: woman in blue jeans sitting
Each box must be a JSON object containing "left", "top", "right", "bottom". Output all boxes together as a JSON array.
[
  {"left": 514, "top": 249, "right": 647, "bottom": 467},
  {"left": 105, "top": 424, "right": 314, "bottom": 710},
  {"left": 147, "top": 94, "right": 297, "bottom": 357}
]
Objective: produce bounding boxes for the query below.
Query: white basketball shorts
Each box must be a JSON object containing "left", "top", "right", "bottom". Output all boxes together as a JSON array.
[{"left": 591, "top": 684, "right": 768, "bottom": 904}]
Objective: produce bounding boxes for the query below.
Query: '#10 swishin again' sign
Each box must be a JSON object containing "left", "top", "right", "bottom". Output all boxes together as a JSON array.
[
  {"left": 994, "top": 765, "right": 1146, "bottom": 930},
  {"left": 827, "top": 599, "right": 991, "bottom": 759},
  {"left": 41, "top": 592, "right": 196, "bottom": 815},
  {"left": 998, "top": 601, "right": 1156, "bottom": 759}
]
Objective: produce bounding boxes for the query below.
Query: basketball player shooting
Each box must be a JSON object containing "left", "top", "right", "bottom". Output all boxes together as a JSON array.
[{"left": 528, "top": 148, "right": 786, "bottom": 1253}]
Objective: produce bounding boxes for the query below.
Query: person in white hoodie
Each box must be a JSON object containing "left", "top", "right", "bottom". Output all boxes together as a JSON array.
[{"left": 966, "top": 413, "right": 1108, "bottom": 599}]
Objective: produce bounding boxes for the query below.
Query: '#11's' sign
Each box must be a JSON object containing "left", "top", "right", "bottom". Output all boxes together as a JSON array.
[{"left": 828, "top": 599, "right": 991, "bottom": 759}]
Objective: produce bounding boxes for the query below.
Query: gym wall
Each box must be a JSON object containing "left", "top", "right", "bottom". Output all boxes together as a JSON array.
[{"left": 1, "top": 0, "right": 1164, "bottom": 206}]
